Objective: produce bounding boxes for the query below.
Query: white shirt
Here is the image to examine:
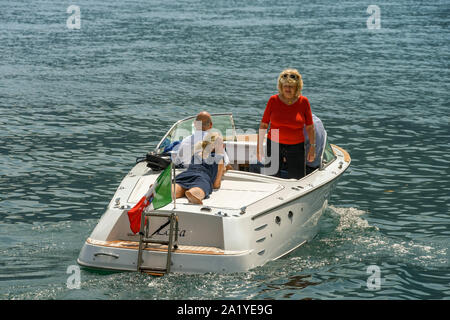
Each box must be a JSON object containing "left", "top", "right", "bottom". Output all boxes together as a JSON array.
[{"left": 172, "top": 130, "right": 230, "bottom": 168}]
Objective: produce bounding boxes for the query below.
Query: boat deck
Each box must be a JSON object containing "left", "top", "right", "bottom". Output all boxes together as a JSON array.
[
  {"left": 86, "top": 238, "right": 249, "bottom": 256},
  {"left": 128, "top": 172, "right": 284, "bottom": 210}
]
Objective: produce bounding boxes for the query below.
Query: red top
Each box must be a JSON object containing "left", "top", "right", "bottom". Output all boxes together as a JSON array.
[{"left": 261, "top": 94, "right": 313, "bottom": 145}]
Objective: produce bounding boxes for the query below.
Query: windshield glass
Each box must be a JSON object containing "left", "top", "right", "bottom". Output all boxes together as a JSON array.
[
  {"left": 322, "top": 137, "right": 337, "bottom": 167},
  {"left": 155, "top": 113, "right": 235, "bottom": 154}
]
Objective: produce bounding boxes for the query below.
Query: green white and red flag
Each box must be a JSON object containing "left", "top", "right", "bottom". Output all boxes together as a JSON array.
[{"left": 127, "top": 164, "right": 173, "bottom": 234}]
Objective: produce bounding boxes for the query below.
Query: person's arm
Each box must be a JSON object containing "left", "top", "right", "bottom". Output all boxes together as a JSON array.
[
  {"left": 258, "top": 98, "right": 273, "bottom": 162},
  {"left": 305, "top": 124, "right": 315, "bottom": 163},
  {"left": 213, "top": 160, "right": 224, "bottom": 189},
  {"left": 257, "top": 122, "right": 269, "bottom": 162},
  {"left": 302, "top": 98, "right": 315, "bottom": 163}
]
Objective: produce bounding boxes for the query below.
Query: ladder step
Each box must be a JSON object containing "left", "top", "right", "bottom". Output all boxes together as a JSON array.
[
  {"left": 141, "top": 271, "right": 166, "bottom": 276},
  {"left": 139, "top": 267, "right": 167, "bottom": 276},
  {"left": 144, "top": 212, "right": 173, "bottom": 218},
  {"left": 141, "top": 239, "right": 171, "bottom": 245}
]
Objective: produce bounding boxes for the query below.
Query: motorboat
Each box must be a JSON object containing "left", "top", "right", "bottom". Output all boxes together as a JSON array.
[{"left": 77, "top": 113, "right": 351, "bottom": 275}]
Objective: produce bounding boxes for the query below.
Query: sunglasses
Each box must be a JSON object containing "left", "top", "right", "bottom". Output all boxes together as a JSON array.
[{"left": 282, "top": 73, "right": 298, "bottom": 80}]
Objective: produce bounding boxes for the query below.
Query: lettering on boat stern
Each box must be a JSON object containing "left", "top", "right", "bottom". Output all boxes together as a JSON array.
[
  {"left": 128, "top": 223, "right": 187, "bottom": 238},
  {"left": 155, "top": 222, "right": 187, "bottom": 238}
]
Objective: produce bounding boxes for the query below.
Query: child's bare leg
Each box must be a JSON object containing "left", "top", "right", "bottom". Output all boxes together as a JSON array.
[
  {"left": 185, "top": 187, "right": 205, "bottom": 204},
  {"left": 173, "top": 184, "right": 186, "bottom": 199}
]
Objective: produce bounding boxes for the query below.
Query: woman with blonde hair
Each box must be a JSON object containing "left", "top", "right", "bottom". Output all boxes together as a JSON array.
[
  {"left": 257, "top": 68, "right": 316, "bottom": 179},
  {"left": 173, "top": 132, "right": 225, "bottom": 204}
]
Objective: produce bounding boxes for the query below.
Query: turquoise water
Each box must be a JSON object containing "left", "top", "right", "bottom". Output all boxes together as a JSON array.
[{"left": 1, "top": 0, "right": 449, "bottom": 299}]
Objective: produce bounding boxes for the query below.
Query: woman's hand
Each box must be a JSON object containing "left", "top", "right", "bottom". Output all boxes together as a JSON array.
[
  {"left": 305, "top": 124, "right": 316, "bottom": 163},
  {"left": 307, "top": 145, "right": 315, "bottom": 163}
]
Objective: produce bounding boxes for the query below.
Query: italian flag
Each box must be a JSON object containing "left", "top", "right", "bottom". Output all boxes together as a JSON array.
[{"left": 127, "top": 164, "right": 173, "bottom": 234}]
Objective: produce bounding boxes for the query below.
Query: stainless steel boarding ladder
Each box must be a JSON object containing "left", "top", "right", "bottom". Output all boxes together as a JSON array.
[{"left": 137, "top": 211, "right": 179, "bottom": 276}]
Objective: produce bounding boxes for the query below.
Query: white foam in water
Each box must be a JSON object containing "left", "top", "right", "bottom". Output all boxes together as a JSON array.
[
  {"left": 323, "top": 206, "right": 449, "bottom": 268},
  {"left": 328, "top": 205, "right": 375, "bottom": 233}
]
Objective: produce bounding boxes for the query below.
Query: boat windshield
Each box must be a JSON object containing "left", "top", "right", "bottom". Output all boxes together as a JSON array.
[
  {"left": 155, "top": 113, "right": 236, "bottom": 154},
  {"left": 321, "top": 137, "right": 337, "bottom": 168}
]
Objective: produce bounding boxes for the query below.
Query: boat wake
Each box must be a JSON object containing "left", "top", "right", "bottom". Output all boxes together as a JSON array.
[{"left": 313, "top": 205, "right": 449, "bottom": 269}]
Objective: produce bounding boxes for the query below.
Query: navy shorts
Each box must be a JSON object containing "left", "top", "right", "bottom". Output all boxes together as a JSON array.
[{"left": 175, "top": 171, "right": 213, "bottom": 197}]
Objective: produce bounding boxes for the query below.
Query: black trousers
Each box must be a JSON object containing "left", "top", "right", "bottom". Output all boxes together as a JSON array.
[
  {"left": 266, "top": 139, "right": 305, "bottom": 179},
  {"left": 306, "top": 165, "right": 318, "bottom": 175}
]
